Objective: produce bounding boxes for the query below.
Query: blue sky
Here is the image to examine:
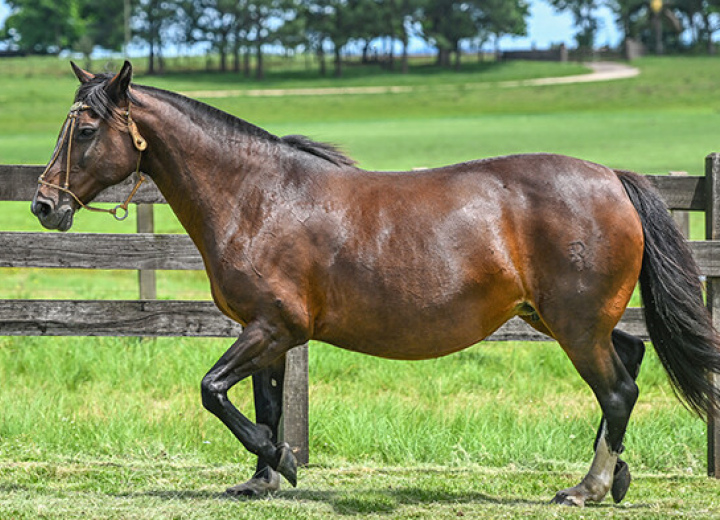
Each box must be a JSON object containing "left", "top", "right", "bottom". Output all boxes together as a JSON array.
[{"left": 0, "top": 0, "right": 622, "bottom": 52}]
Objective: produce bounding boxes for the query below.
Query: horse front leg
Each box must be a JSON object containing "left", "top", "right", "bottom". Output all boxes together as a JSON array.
[
  {"left": 201, "top": 321, "right": 299, "bottom": 491},
  {"left": 225, "top": 354, "right": 287, "bottom": 496}
]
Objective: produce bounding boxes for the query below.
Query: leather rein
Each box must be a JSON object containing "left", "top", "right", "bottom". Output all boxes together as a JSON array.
[{"left": 37, "top": 101, "right": 148, "bottom": 221}]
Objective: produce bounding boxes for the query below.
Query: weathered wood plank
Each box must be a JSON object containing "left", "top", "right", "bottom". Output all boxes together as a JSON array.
[
  {"left": 0, "top": 299, "right": 242, "bottom": 337},
  {"left": 647, "top": 174, "right": 705, "bottom": 211},
  {"left": 0, "top": 232, "right": 203, "bottom": 270},
  {"left": 0, "top": 300, "right": 648, "bottom": 340},
  {"left": 0, "top": 165, "right": 165, "bottom": 204},
  {"left": 3, "top": 231, "right": 720, "bottom": 277},
  {"left": 0, "top": 165, "right": 706, "bottom": 210},
  {"left": 489, "top": 307, "right": 648, "bottom": 341},
  {"left": 690, "top": 241, "right": 720, "bottom": 277}
]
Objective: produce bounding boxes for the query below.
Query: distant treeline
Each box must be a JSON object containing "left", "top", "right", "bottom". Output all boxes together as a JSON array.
[
  {"left": 0, "top": 0, "right": 528, "bottom": 77},
  {"left": 2, "top": 1, "right": 720, "bottom": 77}
]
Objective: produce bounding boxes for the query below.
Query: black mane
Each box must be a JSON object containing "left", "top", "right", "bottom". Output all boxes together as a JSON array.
[
  {"left": 281, "top": 135, "right": 356, "bottom": 167},
  {"left": 75, "top": 75, "right": 356, "bottom": 168}
]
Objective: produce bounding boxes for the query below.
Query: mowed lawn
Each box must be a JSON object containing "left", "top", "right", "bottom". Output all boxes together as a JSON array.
[{"left": 1, "top": 56, "right": 720, "bottom": 518}]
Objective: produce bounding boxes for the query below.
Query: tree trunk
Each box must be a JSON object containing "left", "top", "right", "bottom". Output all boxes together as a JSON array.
[
  {"left": 148, "top": 40, "right": 156, "bottom": 75},
  {"left": 233, "top": 44, "right": 240, "bottom": 73},
  {"left": 401, "top": 38, "right": 409, "bottom": 74},
  {"left": 437, "top": 48, "right": 451, "bottom": 68},
  {"left": 652, "top": 12, "right": 663, "bottom": 55},
  {"left": 387, "top": 37, "right": 395, "bottom": 71},
  {"left": 362, "top": 40, "right": 370, "bottom": 63},
  {"left": 255, "top": 43, "right": 264, "bottom": 79},
  {"left": 704, "top": 14, "right": 715, "bottom": 54},
  {"left": 243, "top": 47, "right": 251, "bottom": 77},
  {"left": 334, "top": 45, "right": 342, "bottom": 77},
  {"left": 318, "top": 46, "right": 326, "bottom": 76}
]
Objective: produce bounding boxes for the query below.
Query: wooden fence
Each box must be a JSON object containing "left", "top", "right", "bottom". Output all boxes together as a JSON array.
[{"left": 2, "top": 157, "right": 720, "bottom": 475}]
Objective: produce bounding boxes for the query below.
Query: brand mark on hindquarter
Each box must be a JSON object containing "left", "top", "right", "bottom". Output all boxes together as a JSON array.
[{"left": 569, "top": 241, "right": 587, "bottom": 271}]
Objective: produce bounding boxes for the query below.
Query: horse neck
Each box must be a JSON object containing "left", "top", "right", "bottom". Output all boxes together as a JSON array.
[{"left": 132, "top": 89, "right": 286, "bottom": 242}]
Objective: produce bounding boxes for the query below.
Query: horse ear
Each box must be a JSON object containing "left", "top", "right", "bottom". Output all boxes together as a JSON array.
[
  {"left": 71, "top": 61, "right": 95, "bottom": 84},
  {"left": 104, "top": 60, "right": 133, "bottom": 105}
]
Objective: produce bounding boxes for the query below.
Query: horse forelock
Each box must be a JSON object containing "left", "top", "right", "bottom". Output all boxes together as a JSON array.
[{"left": 74, "top": 74, "right": 140, "bottom": 128}]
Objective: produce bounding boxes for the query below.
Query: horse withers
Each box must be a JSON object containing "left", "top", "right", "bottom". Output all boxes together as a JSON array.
[{"left": 31, "top": 61, "right": 720, "bottom": 506}]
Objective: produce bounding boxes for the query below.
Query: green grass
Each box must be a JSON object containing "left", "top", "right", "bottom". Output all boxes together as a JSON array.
[
  {"left": 2, "top": 55, "right": 720, "bottom": 517},
  {"left": 2, "top": 462, "right": 719, "bottom": 519}
]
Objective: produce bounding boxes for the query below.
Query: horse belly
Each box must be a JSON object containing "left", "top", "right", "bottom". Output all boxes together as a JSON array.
[{"left": 314, "top": 249, "right": 523, "bottom": 360}]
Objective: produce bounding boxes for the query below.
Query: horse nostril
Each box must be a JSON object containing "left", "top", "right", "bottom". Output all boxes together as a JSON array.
[{"left": 31, "top": 199, "right": 52, "bottom": 218}]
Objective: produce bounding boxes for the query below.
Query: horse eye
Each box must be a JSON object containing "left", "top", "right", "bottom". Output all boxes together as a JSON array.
[{"left": 78, "top": 127, "right": 96, "bottom": 139}]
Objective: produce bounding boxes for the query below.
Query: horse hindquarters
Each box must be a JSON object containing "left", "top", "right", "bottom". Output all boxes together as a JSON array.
[{"left": 516, "top": 169, "right": 645, "bottom": 506}]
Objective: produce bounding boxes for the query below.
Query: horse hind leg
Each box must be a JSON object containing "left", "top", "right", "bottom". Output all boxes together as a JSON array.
[
  {"left": 551, "top": 330, "right": 639, "bottom": 507},
  {"left": 592, "top": 329, "right": 645, "bottom": 504}
]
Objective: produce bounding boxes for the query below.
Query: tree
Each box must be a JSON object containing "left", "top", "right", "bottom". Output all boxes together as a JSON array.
[
  {"left": 243, "top": 0, "right": 295, "bottom": 79},
  {"left": 186, "top": 0, "right": 243, "bottom": 72},
  {"left": 484, "top": 0, "right": 529, "bottom": 46},
  {"left": 77, "top": 0, "right": 126, "bottom": 65},
  {"left": 2, "top": 0, "right": 81, "bottom": 54},
  {"left": 421, "top": 0, "right": 478, "bottom": 67},
  {"left": 607, "top": 0, "right": 682, "bottom": 54},
  {"left": 302, "top": 0, "right": 360, "bottom": 77},
  {"left": 420, "top": 0, "right": 527, "bottom": 68},
  {"left": 374, "top": 0, "right": 423, "bottom": 73},
  {"left": 547, "top": 0, "right": 602, "bottom": 50},
  {"left": 674, "top": 0, "right": 720, "bottom": 53},
  {"left": 391, "top": 0, "right": 424, "bottom": 73},
  {"left": 133, "top": 0, "right": 178, "bottom": 74}
]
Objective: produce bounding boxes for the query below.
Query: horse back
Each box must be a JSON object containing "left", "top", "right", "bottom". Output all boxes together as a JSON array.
[{"left": 303, "top": 153, "right": 643, "bottom": 359}]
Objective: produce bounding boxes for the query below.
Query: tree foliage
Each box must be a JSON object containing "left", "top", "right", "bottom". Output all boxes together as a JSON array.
[
  {"left": 9, "top": 0, "right": 720, "bottom": 78},
  {"left": 1, "top": 0, "right": 529, "bottom": 74}
]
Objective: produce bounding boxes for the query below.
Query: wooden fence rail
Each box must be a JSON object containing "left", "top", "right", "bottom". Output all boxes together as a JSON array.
[{"left": 2, "top": 157, "right": 720, "bottom": 475}]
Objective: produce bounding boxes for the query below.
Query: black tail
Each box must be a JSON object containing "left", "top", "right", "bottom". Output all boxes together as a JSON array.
[{"left": 617, "top": 170, "right": 720, "bottom": 419}]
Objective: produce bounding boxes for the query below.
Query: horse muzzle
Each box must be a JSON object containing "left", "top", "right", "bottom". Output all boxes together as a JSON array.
[{"left": 31, "top": 192, "right": 75, "bottom": 231}]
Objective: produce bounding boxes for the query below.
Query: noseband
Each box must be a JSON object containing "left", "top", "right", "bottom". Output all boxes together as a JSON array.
[{"left": 38, "top": 101, "right": 148, "bottom": 221}]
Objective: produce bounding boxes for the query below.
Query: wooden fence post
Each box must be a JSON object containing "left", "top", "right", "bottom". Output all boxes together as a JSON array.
[
  {"left": 669, "top": 171, "right": 690, "bottom": 238},
  {"left": 136, "top": 203, "right": 157, "bottom": 300},
  {"left": 705, "top": 153, "right": 720, "bottom": 477},
  {"left": 283, "top": 344, "right": 310, "bottom": 465}
]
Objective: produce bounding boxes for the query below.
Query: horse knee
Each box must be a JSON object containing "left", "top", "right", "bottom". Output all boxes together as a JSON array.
[{"left": 201, "top": 374, "right": 225, "bottom": 415}]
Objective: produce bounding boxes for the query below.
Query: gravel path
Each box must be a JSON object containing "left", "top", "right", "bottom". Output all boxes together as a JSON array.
[{"left": 181, "top": 62, "right": 640, "bottom": 99}]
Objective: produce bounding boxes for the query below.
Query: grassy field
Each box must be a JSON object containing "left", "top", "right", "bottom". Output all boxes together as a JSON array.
[{"left": 2, "top": 55, "right": 720, "bottom": 517}]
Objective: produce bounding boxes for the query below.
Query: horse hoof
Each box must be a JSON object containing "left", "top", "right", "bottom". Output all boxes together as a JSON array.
[
  {"left": 225, "top": 469, "right": 281, "bottom": 497},
  {"left": 611, "top": 459, "right": 631, "bottom": 503},
  {"left": 274, "top": 442, "right": 298, "bottom": 487},
  {"left": 550, "top": 490, "right": 585, "bottom": 507}
]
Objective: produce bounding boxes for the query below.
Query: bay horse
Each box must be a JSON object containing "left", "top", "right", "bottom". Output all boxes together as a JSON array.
[{"left": 32, "top": 61, "right": 720, "bottom": 506}]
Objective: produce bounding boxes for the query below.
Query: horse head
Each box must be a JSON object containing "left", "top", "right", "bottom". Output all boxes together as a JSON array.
[{"left": 32, "top": 61, "right": 146, "bottom": 231}]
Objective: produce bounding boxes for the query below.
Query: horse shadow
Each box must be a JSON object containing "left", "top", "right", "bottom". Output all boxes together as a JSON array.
[{"left": 137, "top": 484, "right": 650, "bottom": 516}]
